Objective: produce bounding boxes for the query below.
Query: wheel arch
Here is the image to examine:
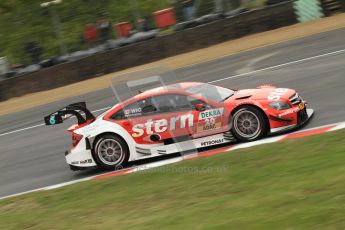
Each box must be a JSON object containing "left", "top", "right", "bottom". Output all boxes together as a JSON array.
[
  {"left": 231, "top": 103, "right": 270, "bottom": 131},
  {"left": 92, "top": 132, "right": 129, "bottom": 151}
]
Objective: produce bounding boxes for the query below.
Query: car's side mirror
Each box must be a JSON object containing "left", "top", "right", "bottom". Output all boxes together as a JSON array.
[{"left": 194, "top": 103, "right": 206, "bottom": 111}]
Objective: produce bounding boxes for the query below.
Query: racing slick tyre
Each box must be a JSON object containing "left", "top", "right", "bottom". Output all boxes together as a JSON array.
[
  {"left": 231, "top": 106, "right": 267, "bottom": 142},
  {"left": 93, "top": 134, "right": 129, "bottom": 170}
]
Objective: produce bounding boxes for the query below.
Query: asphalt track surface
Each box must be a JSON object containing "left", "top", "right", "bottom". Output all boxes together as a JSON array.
[{"left": 1, "top": 28, "right": 345, "bottom": 198}]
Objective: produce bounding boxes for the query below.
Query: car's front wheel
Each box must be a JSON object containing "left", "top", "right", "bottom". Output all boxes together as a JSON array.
[
  {"left": 231, "top": 106, "right": 267, "bottom": 142},
  {"left": 93, "top": 134, "right": 129, "bottom": 170}
]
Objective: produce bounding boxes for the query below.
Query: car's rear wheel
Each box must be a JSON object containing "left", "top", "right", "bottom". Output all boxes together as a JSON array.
[
  {"left": 232, "top": 106, "right": 267, "bottom": 142},
  {"left": 93, "top": 134, "right": 129, "bottom": 170}
]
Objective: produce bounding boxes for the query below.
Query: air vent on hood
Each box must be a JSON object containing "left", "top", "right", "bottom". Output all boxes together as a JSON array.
[{"left": 235, "top": 95, "right": 252, "bottom": 100}]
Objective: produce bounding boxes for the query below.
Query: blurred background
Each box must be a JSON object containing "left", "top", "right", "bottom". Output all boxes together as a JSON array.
[
  {"left": 0, "top": 0, "right": 274, "bottom": 66},
  {"left": 0, "top": 0, "right": 344, "bottom": 100}
]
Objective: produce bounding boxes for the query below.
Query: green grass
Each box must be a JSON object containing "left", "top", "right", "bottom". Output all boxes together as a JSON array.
[{"left": 1, "top": 130, "right": 345, "bottom": 230}]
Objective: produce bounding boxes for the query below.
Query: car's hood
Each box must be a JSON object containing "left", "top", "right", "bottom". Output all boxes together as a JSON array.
[{"left": 233, "top": 87, "right": 296, "bottom": 101}]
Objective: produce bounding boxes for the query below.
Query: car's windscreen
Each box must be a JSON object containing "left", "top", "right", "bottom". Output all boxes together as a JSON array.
[{"left": 186, "top": 83, "right": 234, "bottom": 102}]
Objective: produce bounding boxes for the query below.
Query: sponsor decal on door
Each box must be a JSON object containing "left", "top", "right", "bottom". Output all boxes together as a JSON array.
[{"left": 197, "top": 108, "right": 224, "bottom": 133}]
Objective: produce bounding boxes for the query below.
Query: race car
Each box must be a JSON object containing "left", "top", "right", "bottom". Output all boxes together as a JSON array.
[{"left": 44, "top": 82, "right": 313, "bottom": 171}]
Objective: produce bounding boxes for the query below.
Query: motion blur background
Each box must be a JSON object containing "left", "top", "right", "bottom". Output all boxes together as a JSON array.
[
  {"left": 0, "top": 0, "right": 265, "bottom": 64},
  {"left": 0, "top": 0, "right": 344, "bottom": 101}
]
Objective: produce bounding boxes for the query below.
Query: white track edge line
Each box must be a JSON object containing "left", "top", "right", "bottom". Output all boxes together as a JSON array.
[
  {"left": 0, "top": 107, "right": 111, "bottom": 137},
  {"left": 208, "top": 48, "right": 345, "bottom": 83}
]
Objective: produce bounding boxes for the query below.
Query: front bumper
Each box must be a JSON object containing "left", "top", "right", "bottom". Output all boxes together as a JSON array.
[{"left": 270, "top": 108, "right": 314, "bottom": 134}]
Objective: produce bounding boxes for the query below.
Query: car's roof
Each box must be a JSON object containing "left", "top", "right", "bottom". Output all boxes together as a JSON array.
[
  {"left": 106, "top": 82, "right": 203, "bottom": 113},
  {"left": 132, "top": 82, "right": 202, "bottom": 100},
  {"left": 104, "top": 82, "right": 203, "bottom": 117}
]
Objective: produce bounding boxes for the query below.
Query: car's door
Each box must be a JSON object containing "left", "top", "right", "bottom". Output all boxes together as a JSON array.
[
  {"left": 150, "top": 93, "right": 230, "bottom": 138},
  {"left": 112, "top": 94, "right": 195, "bottom": 144},
  {"left": 186, "top": 96, "right": 230, "bottom": 138}
]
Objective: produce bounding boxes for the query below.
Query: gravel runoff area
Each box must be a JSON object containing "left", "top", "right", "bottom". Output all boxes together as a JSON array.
[{"left": 1, "top": 13, "right": 345, "bottom": 115}]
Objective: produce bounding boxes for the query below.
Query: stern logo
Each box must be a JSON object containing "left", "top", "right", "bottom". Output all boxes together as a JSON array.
[{"left": 132, "top": 114, "right": 194, "bottom": 137}]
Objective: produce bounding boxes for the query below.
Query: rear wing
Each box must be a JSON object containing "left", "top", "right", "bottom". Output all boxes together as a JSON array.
[{"left": 44, "top": 102, "right": 95, "bottom": 126}]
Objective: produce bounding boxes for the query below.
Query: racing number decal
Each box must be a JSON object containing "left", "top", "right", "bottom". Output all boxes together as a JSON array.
[
  {"left": 49, "top": 116, "right": 56, "bottom": 125},
  {"left": 197, "top": 108, "right": 224, "bottom": 133},
  {"left": 268, "top": 88, "right": 288, "bottom": 101}
]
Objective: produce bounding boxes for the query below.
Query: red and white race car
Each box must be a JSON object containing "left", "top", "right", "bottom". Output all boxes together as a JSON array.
[{"left": 45, "top": 82, "right": 313, "bottom": 170}]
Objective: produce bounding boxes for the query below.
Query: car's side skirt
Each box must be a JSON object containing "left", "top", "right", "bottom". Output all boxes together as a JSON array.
[{"left": 133, "top": 132, "right": 236, "bottom": 160}]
